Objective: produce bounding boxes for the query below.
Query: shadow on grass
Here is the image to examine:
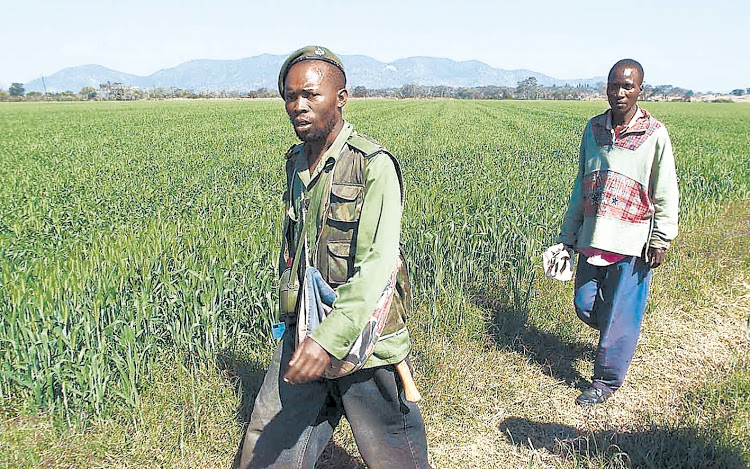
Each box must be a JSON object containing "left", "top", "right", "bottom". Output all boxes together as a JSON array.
[
  {"left": 217, "top": 350, "right": 364, "bottom": 468},
  {"left": 217, "top": 351, "right": 268, "bottom": 424},
  {"left": 499, "top": 416, "right": 748, "bottom": 468},
  {"left": 476, "top": 289, "right": 594, "bottom": 390}
]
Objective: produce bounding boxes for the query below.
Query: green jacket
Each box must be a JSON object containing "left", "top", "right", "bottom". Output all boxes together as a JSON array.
[{"left": 280, "top": 122, "right": 411, "bottom": 368}]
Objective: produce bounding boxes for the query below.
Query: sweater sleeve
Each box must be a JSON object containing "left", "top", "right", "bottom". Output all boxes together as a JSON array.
[
  {"left": 648, "top": 128, "right": 679, "bottom": 249},
  {"left": 558, "top": 127, "right": 587, "bottom": 247},
  {"left": 309, "top": 152, "right": 401, "bottom": 360}
]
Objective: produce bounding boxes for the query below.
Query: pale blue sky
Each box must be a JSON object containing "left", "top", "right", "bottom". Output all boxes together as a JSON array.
[{"left": 1, "top": 0, "right": 745, "bottom": 93}]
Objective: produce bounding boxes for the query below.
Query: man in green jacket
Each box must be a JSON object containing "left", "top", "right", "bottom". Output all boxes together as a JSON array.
[{"left": 234, "top": 46, "right": 428, "bottom": 469}]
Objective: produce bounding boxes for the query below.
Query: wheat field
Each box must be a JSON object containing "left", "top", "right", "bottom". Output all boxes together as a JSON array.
[{"left": 1, "top": 99, "right": 748, "bottom": 467}]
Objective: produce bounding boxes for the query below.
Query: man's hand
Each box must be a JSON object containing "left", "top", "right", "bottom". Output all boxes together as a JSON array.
[
  {"left": 283, "top": 337, "right": 331, "bottom": 385},
  {"left": 647, "top": 247, "right": 666, "bottom": 268}
]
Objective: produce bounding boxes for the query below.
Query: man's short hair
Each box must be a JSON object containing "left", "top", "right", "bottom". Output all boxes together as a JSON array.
[{"left": 609, "top": 59, "right": 644, "bottom": 85}]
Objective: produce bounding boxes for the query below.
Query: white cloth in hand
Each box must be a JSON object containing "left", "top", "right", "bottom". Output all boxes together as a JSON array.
[{"left": 543, "top": 243, "right": 575, "bottom": 281}]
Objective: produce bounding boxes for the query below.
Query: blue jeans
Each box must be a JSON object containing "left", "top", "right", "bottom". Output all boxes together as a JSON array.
[
  {"left": 574, "top": 255, "right": 652, "bottom": 393},
  {"left": 234, "top": 327, "right": 429, "bottom": 469}
]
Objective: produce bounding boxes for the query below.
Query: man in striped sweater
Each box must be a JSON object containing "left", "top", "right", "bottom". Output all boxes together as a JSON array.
[{"left": 559, "top": 59, "right": 679, "bottom": 405}]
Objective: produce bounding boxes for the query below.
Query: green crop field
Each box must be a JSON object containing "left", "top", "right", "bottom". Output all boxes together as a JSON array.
[{"left": 1, "top": 99, "right": 748, "bottom": 468}]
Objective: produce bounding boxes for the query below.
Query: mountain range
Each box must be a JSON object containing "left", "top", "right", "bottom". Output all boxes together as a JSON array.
[{"left": 23, "top": 54, "right": 605, "bottom": 93}]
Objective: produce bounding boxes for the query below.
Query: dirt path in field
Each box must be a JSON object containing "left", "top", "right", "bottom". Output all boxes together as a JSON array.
[
  {"left": 417, "top": 281, "right": 750, "bottom": 468},
  {"left": 426, "top": 211, "right": 750, "bottom": 468}
]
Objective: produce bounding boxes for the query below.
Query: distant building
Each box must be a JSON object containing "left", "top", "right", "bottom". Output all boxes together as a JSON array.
[{"left": 98, "top": 82, "right": 138, "bottom": 100}]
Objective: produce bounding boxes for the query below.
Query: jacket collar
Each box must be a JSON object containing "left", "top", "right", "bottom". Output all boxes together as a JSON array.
[
  {"left": 296, "top": 121, "right": 353, "bottom": 186},
  {"left": 594, "top": 107, "right": 652, "bottom": 135}
]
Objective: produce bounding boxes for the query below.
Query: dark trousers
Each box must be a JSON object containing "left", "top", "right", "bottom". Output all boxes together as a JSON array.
[
  {"left": 233, "top": 328, "right": 429, "bottom": 469},
  {"left": 574, "top": 255, "right": 652, "bottom": 392}
]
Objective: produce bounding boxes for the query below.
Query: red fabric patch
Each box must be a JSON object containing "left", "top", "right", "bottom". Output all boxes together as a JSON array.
[
  {"left": 578, "top": 248, "right": 627, "bottom": 264},
  {"left": 582, "top": 170, "right": 654, "bottom": 223}
]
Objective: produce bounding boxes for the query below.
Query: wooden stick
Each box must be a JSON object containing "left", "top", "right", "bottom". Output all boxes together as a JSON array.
[{"left": 395, "top": 360, "right": 422, "bottom": 403}]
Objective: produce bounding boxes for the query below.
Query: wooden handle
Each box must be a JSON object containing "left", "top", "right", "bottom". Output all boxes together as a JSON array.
[{"left": 396, "top": 360, "right": 422, "bottom": 403}]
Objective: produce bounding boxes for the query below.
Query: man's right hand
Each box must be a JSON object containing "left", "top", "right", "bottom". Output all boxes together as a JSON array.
[
  {"left": 283, "top": 337, "right": 331, "bottom": 385},
  {"left": 647, "top": 247, "right": 666, "bottom": 268}
]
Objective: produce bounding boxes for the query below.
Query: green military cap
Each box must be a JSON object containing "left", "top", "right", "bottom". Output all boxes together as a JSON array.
[{"left": 278, "top": 45, "right": 346, "bottom": 96}]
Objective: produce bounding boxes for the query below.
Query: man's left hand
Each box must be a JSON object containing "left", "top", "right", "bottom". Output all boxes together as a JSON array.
[
  {"left": 647, "top": 247, "right": 666, "bottom": 268},
  {"left": 283, "top": 337, "right": 331, "bottom": 385}
]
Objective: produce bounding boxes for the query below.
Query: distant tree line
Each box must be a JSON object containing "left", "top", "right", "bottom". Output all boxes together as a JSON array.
[
  {"left": 353, "top": 78, "right": 701, "bottom": 102},
  {"left": 351, "top": 77, "right": 590, "bottom": 100},
  {"left": 0, "top": 81, "right": 263, "bottom": 102},
  {"left": 1, "top": 78, "right": 747, "bottom": 103}
]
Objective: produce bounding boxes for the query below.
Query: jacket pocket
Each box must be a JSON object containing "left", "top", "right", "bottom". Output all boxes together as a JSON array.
[
  {"left": 326, "top": 240, "right": 353, "bottom": 286},
  {"left": 328, "top": 183, "right": 363, "bottom": 223}
]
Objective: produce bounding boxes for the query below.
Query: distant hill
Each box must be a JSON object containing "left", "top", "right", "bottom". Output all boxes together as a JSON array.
[
  {"left": 26, "top": 65, "right": 144, "bottom": 92},
  {"left": 24, "top": 54, "right": 605, "bottom": 93}
]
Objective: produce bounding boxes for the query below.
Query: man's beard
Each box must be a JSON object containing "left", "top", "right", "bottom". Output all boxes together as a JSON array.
[{"left": 296, "top": 117, "right": 337, "bottom": 143}]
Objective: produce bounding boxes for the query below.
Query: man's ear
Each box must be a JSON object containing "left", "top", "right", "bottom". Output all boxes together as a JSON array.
[{"left": 337, "top": 88, "right": 348, "bottom": 109}]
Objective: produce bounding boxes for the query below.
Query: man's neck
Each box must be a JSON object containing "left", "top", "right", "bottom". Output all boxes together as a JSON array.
[
  {"left": 611, "top": 106, "right": 638, "bottom": 128},
  {"left": 305, "top": 120, "right": 344, "bottom": 173}
]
